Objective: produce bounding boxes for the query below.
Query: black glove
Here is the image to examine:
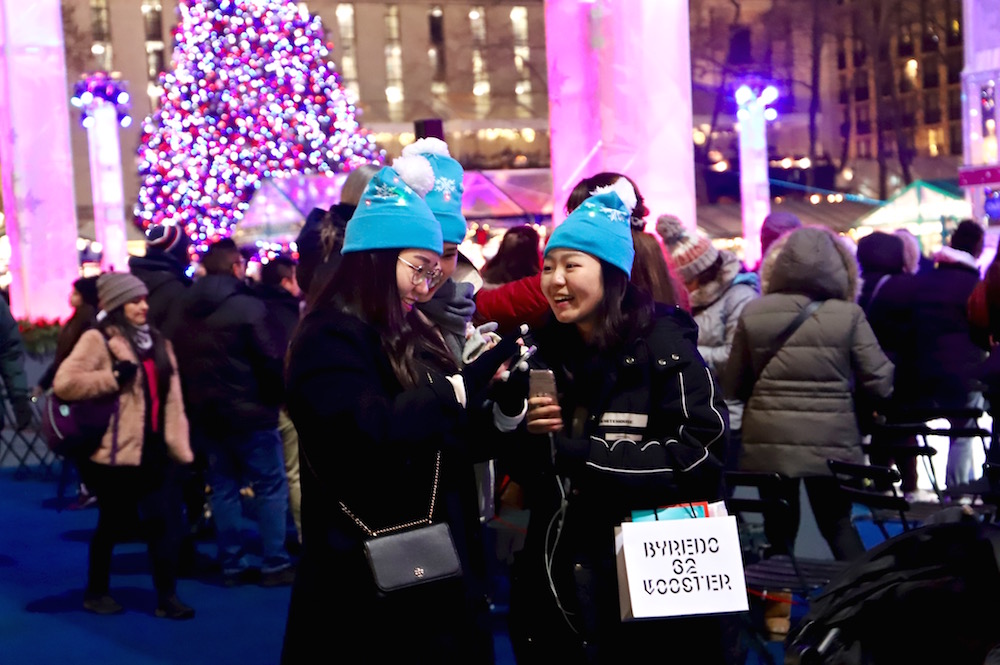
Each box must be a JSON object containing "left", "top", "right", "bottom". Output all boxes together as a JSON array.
[
  {"left": 494, "top": 360, "right": 529, "bottom": 417},
  {"left": 12, "top": 396, "right": 33, "bottom": 430},
  {"left": 112, "top": 360, "right": 138, "bottom": 388},
  {"left": 461, "top": 330, "right": 522, "bottom": 399}
]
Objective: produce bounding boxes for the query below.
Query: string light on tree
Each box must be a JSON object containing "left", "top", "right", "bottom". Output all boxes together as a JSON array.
[{"left": 135, "top": 0, "right": 384, "bottom": 251}]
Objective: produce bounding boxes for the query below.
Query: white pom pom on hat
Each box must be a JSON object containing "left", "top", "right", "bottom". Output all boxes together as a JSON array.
[
  {"left": 590, "top": 178, "right": 637, "bottom": 216},
  {"left": 402, "top": 137, "right": 452, "bottom": 158},
  {"left": 390, "top": 153, "right": 435, "bottom": 197}
]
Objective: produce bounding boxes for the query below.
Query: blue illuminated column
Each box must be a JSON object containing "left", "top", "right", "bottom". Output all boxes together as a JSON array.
[
  {"left": 735, "top": 84, "right": 778, "bottom": 268},
  {"left": 72, "top": 73, "right": 132, "bottom": 272}
]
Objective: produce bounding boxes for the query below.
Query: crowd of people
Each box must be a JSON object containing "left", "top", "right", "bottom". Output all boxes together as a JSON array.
[{"left": 26, "top": 139, "right": 1000, "bottom": 663}]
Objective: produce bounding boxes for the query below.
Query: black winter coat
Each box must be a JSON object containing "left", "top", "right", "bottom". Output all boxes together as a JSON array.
[
  {"left": 254, "top": 284, "right": 301, "bottom": 351},
  {"left": 128, "top": 253, "right": 191, "bottom": 340},
  {"left": 281, "top": 306, "right": 497, "bottom": 664},
  {"left": 892, "top": 258, "right": 985, "bottom": 403},
  {"left": 171, "top": 274, "right": 284, "bottom": 436},
  {"left": 508, "top": 302, "right": 730, "bottom": 662}
]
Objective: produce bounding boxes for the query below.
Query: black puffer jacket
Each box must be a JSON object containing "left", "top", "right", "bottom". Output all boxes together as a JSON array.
[
  {"left": 171, "top": 274, "right": 284, "bottom": 436},
  {"left": 128, "top": 252, "right": 192, "bottom": 339},
  {"left": 281, "top": 306, "right": 498, "bottom": 664},
  {"left": 509, "top": 296, "right": 729, "bottom": 659}
]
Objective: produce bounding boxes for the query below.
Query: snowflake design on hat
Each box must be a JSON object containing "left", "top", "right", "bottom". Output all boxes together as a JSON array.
[
  {"left": 435, "top": 176, "right": 457, "bottom": 202},
  {"left": 606, "top": 208, "right": 629, "bottom": 223},
  {"left": 373, "top": 182, "right": 398, "bottom": 199}
]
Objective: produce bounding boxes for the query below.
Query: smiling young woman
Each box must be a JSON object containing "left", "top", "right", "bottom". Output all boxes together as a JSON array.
[{"left": 507, "top": 181, "right": 737, "bottom": 663}]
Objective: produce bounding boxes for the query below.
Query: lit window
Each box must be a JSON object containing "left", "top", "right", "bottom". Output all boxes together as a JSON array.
[
  {"left": 336, "top": 4, "right": 360, "bottom": 101},
  {"left": 510, "top": 6, "right": 531, "bottom": 107},
  {"left": 428, "top": 6, "right": 447, "bottom": 95},
  {"left": 385, "top": 6, "right": 404, "bottom": 119},
  {"left": 469, "top": 6, "right": 489, "bottom": 114}
]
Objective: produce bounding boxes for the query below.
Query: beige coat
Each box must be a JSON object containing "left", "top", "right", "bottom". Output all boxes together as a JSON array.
[{"left": 53, "top": 328, "right": 193, "bottom": 466}]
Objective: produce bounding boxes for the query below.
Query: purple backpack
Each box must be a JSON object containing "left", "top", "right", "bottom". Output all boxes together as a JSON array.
[{"left": 41, "top": 335, "right": 121, "bottom": 460}]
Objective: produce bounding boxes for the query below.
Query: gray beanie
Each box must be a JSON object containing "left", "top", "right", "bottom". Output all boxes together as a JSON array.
[{"left": 97, "top": 272, "right": 149, "bottom": 314}]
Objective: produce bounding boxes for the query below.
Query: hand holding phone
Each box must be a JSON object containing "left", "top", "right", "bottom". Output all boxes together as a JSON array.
[{"left": 527, "top": 369, "right": 562, "bottom": 434}]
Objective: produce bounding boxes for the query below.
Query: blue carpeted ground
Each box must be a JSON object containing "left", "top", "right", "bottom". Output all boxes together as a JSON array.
[{"left": 5, "top": 468, "right": 898, "bottom": 664}]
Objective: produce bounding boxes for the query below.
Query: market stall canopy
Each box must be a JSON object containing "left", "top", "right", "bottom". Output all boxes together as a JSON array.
[
  {"left": 235, "top": 168, "right": 555, "bottom": 245},
  {"left": 695, "top": 198, "right": 880, "bottom": 239},
  {"left": 233, "top": 172, "right": 349, "bottom": 246},
  {"left": 853, "top": 179, "right": 970, "bottom": 230}
]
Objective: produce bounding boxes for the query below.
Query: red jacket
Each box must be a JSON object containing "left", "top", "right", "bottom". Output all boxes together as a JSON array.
[
  {"left": 474, "top": 257, "right": 691, "bottom": 335},
  {"left": 474, "top": 273, "right": 549, "bottom": 335}
]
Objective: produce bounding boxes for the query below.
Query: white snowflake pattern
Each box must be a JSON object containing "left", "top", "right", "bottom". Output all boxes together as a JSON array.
[
  {"left": 373, "top": 183, "right": 397, "bottom": 199},
  {"left": 435, "top": 177, "right": 457, "bottom": 195},
  {"left": 606, "top": 208, "right": 628, "bottom": 223}
]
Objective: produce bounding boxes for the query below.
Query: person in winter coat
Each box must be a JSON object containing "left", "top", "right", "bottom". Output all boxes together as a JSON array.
[
  {"left": 54, "top": 272, "right": 194, "bottom": 619},
  {"left": 658, "top": 215, "right": 758, "bottom": 469},
  {"left": 127, "top": 224, "right": 192, "bottom": 340},
  {"left": 37, "top": 276, "right": 100, "bottom": 392},
  {"left": 37, "top": 276, "right": 100, "bottom": 507},
  {"left": 480, "top": 225, "right": 541, "bottom": 290},
  {"left": 856, "top": 232, "right": 919, "bottom": 494},
  {"left": 891, "top": 220, "right": 987, "bottom": 489},
  {"left": 171, "top": 238, "right": 293, "bottom": 587},
  {"left": 281, "top": 162, "right": 524, "bottom": 664},
  {"left": 294, "top": 163, "right": 379, "bottom": 303},
  {"left": 724, "top": 227, "right": 893, "bottom": 560},
  {"left": 509, "top": 181, "right": 732, "bottom": 663},
  {"left": 256, "top": 256, "right": 304, "bottom": 543}
]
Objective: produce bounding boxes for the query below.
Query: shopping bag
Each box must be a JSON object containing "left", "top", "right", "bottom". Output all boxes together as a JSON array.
[{"left": 616, "top": 514, "right": 748, "bottom": 621}]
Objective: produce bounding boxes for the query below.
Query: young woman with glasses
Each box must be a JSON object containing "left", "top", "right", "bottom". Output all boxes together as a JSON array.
[{"left": 280, "top": 160, "right": 521, "bottom": 664}]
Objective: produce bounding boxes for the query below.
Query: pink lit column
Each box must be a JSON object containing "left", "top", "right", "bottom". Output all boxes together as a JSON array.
[
  {"left": 0, "top": 0, "right": 79, "bottom": 319},
  {"left": 545, "top": 0, "right": 696, "bottom": 229}
]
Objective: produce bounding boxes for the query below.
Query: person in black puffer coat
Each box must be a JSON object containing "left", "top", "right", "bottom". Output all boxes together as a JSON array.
[
  {"left": 128, "top": 224, "right": 192, "bottom": 341},
  {"left": 295, "top": 163, "right": 379, "bottom": 303},
  {"left": 171, "top": 238, "right": 293, "bottom": 586}
]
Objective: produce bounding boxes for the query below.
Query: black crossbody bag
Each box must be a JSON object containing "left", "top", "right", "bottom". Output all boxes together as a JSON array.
[{"left": 755, "top": 301, "right": 823, "bottom": 378}]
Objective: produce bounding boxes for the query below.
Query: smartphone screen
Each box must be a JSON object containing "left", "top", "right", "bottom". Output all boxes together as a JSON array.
[{"left": 529, "top": 369, "right": 557, "bottom": 399}]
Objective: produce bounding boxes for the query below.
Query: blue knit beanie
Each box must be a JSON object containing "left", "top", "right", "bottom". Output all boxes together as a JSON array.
[
  {"left": 341, "top": 159, "right": 443, "bottom": 255},
  {"left": 545, "top": 180, "right": 636, "bottom": 277},
  {"left": 402, "top": 138, "right": 467, "bottom": 244}
]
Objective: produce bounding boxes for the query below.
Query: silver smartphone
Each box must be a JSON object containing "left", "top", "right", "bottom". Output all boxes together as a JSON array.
[{"left": 529, "top": 369, "right": 557, "bottom": 399}]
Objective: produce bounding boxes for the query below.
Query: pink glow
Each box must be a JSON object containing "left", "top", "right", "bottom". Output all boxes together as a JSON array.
[
  {"left": 545, "top": 0, "right": 696, "bottom": 231},
  {"left": 0, "top": 0, "right": 79, "bottom": 320}
]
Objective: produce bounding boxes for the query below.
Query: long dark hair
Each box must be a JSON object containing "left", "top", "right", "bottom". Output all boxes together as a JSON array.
[
  {"left": 585, "top": 260, "right": 655, "bottom": 352},
  {"left": 310, "top": 249, "right": 457, "bottom": 388},
  {"left": 55, "top": 303, "right": 97, "bottom": 366},
  {"left": 481, "top": 225, "right": 541, "bottom": 285},
  {"left": 630, "top": 229, "right": 680, "bottom": 306},
  {"left": 98, "top": 309, "right": 173, "bottom": 400}
]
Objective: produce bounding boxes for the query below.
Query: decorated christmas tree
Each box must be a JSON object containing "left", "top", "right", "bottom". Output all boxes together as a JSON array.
[{"left": 135, "top": 0, "right": 382, "bottom": 250}]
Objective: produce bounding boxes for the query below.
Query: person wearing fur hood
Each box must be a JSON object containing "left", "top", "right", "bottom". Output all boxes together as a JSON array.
[{"left": 724, "top": 226, "right": 893, "bottom": 561}]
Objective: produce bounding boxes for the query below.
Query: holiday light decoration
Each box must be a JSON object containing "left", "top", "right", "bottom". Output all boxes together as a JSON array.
[
  {"left": 135, "top": 0, "right": 383, "bottom": 251},
  {"left": 72, "top": 72, "right": 131, "bottom": 271},
  {"left": 71, "top": 72, "right": 132, "bottom": 129}
]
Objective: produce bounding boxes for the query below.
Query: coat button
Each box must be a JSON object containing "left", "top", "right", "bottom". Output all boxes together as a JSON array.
[
  {"left": 657, "top": 359, "right": 667, "bottom": 366},
  {"left": 624, "top": 356, "right": 635, "bottom": 365},
  {"left": 671, "top": 354, "right": 680, "bottom": 361}
]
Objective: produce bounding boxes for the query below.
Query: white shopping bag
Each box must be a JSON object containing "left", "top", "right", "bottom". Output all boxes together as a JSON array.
[{"left": 616, "top": 514, "right": 749, "bottom": 621}]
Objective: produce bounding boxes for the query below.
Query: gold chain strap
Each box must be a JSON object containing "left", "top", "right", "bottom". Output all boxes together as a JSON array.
[{"left": 339, "top": 451, "right": 442, "bottom": 538}]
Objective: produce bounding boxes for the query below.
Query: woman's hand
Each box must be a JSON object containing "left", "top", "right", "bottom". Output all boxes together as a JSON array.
[{"left": 526, "top": 396, "right": 563, "bottom": 435}]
